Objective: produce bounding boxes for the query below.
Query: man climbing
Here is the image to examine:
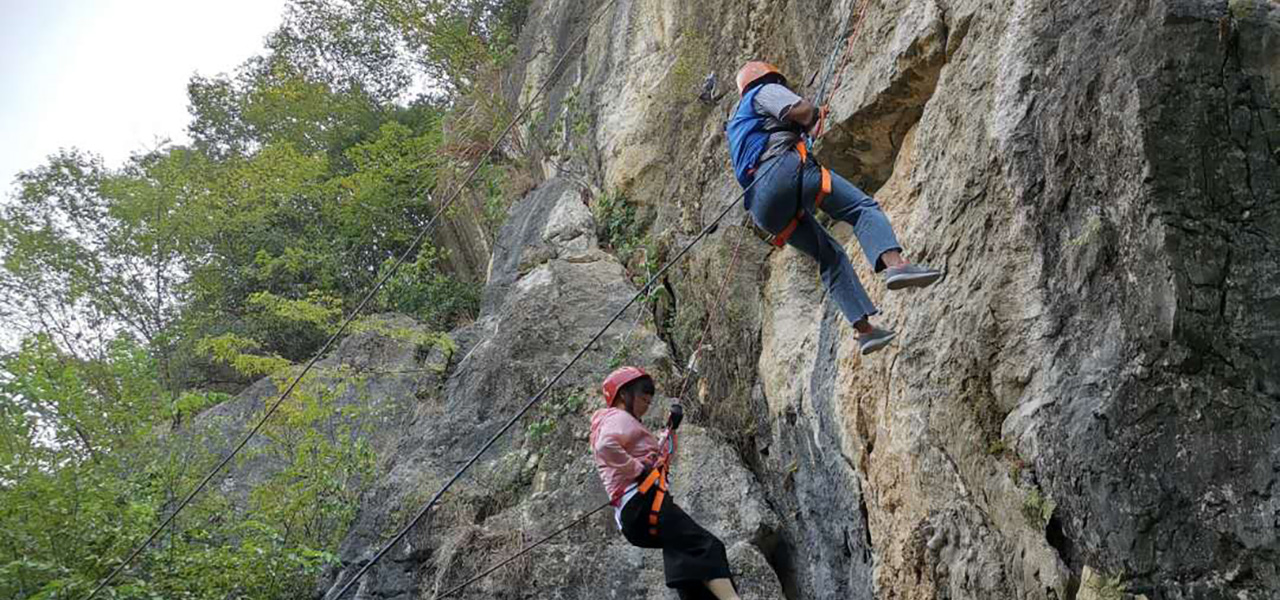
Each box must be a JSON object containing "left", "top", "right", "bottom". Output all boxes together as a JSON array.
[
  {"left": 589, "top": 366, "right": 740, "bottom": 600},
  {"left": 726, "top": 61, "right": 942, "bottom": 355}
]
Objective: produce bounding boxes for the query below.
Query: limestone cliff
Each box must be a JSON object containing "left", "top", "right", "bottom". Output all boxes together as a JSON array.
[{"left": 296, "top": 0, "right": 1277, "bottom": 598}]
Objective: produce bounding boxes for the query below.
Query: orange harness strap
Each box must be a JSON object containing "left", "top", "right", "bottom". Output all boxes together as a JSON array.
[
  {"left": 637, "top": 426, "right": 676, "bottom": 537},
  {"left": 771, "top": 141, "right": 831, "bottom": 248},
  {"left": 637, "top": 462, "right": 669, "bottom": 537}
]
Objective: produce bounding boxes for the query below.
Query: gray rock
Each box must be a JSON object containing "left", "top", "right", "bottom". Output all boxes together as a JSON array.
[
  {"left": 306, "top": 180, "right": 784, "bottom": 599},
  {"left": 503, "top": 0, "right": 1279, "bottom": 598},
  {"left": 220, "top": 1, "right": 1280, "bottom": 599}
]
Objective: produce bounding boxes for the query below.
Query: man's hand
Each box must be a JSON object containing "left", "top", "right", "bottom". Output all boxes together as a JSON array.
[
  {"left": 809, "top": 104, "right": 830, "bottom": 138},
  {"left": 784, "top": 99, "right": 819, "bottom": 130}
]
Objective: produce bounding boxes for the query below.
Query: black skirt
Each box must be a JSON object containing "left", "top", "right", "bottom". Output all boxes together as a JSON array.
[{"left": 619, "top": 479, "right": 735, "bottom": 599}]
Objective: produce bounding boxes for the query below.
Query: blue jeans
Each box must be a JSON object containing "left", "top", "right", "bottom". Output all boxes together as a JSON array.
[{"left": 746, "top": 149, "right": 902, "bottom": 324}]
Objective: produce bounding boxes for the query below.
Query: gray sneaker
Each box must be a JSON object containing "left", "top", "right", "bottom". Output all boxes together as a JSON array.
[
  {"left": 858, "top": 326, "right": 896, "bottom": 356},
  {"left": 883, "top": 264, "right": 942, "bottom": 290}
]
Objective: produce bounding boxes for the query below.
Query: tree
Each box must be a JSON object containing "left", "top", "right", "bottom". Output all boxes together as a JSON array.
[
  {"left": 0, "top": 0, "right": 530, "bottom": 596},
  {"left": 0, "top": 150, "right": 183, "bottom": 362}
]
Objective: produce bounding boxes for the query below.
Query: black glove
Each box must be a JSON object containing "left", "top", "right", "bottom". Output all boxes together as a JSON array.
[{"left": 668, "top": 403, "right": 684, "bottom": 431}]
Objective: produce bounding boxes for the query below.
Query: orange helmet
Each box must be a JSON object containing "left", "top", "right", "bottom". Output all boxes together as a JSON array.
[
  {"left": 602, "top": 366, "right": 650, "bottom": 406},
  {"left": 736, "top": 61, "right": 785, "bottom": 95}
]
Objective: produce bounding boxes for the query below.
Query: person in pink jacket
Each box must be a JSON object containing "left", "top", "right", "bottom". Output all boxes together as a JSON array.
[{"left": 589, "top": 366, "right": 740, "bottom": 600}]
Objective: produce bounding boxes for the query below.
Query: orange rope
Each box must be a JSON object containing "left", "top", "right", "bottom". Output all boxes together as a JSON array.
[{"left": 816, "top": 0, "right": 875, "bottom": 137}]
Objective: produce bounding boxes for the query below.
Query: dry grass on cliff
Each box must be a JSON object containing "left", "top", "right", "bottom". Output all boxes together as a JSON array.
[{"left": 429, "top": 525, "right": 533, "bottom": 597}]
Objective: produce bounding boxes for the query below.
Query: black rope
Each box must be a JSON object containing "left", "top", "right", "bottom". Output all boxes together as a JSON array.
[
  {"left": 809, "top": 0, "right": 873, "bottom": 126},
  {"left": 433, "top": 501, "right": 612, "bottom": 599},
  {"left": 415, "top": 23, "right": 872, "bottom": 597},
  {"left": 95, "top": 0, "right": 861, "bottom": 596},
  {"left": 324, "top": 129, "right": 785, "bottom": 600},
  {"left": 81, "top": 2, "right": 615, "bottom": 597}
]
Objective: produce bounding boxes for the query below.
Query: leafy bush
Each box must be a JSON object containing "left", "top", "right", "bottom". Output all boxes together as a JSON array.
[
  {"left": 1084, "top": 569, "right": 1130, "bottom": 600},
  {"left": 1022, "top": 487, "right": 1057, "bottom": 527},
  {"left": 374, "top": 245, "right": 481, "bottom": 330},
  {"left": 0, "top": 0, "right": 533, "bottom": 597},
  {"left": 0, "top": 334, "right": 378, "bottom": 599}
]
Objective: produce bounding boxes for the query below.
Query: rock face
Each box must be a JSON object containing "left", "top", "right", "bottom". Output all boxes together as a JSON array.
[
  {"left": 312, "top": 179, "right": 786, "bottom": 599},
  {"left": 496, "top": 0, "right": 1278, "bottom": 598},
  {"left": 222, "top": 0, "right": 1279, "bottom": 599}
]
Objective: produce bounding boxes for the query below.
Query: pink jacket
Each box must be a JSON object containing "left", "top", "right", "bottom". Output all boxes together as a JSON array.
[{"left": 590, "top": 407, "right": 660, "bottom": 504}]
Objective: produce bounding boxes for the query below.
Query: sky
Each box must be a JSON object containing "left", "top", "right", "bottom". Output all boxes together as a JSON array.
[
  {"left": 0, "top": 0, "right": 290, "bottom": 196},
  {"left": 0, "top": 0, "right": 289, "bottom": 350}
]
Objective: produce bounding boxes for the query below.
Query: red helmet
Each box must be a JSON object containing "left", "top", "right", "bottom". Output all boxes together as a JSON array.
[
  {"left": 736, "top": 61, "right": 785, "bottom": 95},
  {"left": 602, "top": 366, "right": 650, "bottom": 406}
]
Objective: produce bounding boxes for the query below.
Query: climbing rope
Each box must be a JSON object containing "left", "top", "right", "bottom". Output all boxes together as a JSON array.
[
  {"left": 809, "top": 0, "right": 874, "bottom": 134},
  {"left": 433, "top": 428, "right": 677, "bottom": 599},
  {"left": 607, "top": 245, "right": 659, "bottom": 370},
  {"left": 433, "top": 501, "right": 613, "bottom": 599},
  {"left": 675, "top": 0, "right": 874, "bottom": 400},
  {"left": 326, "top": 126, "right": 787, "bottom": 600},
  {"left": 385, "top": 20, "right": 878, "bottom": 600},
  {"left": 392, "top": 10, "right": 881, "bottom": 598},
  {"left": 87, "top": 1, "right": 872, "bottom": 597},
  {"left": 82, "top": 3, "right": 621, "bottom": 599}
]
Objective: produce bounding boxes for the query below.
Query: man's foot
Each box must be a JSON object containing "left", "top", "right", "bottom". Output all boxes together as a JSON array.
[
  {"left": 858, "top": 326, "right": 896, "bottom": 356},
  {"left": 882, "top": 264, "right": 942, "bottom": 290}
]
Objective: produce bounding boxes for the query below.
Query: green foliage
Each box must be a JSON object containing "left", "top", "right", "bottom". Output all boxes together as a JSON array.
[
  {"left": 543, "top": 85, "right": 594, "bottom": 168},
  {"left": 526, "top": 418, "right": 556, "bottom": 442},
  {"left": 372, "top": 245, "right": 481, "bottom": 330},
  {"left": 526, "top": 389, "right": 587, "bottom": 446},
  {"left": 602, "top": 349, "right": 626, "bottom": 372},
  {"left": 173, "top": 389, "right": 232, "bottom": 421},
  {"left": 0, "top": 149, "right": 183, "bottom": 359},
  {"left": 666, "top": 229, "right": 760, "bottom": 453},
  {"left": 1085, "top": 569, "right": 1130, "bottom": 600},
  {"left": 2, "top": 0, "right": 530, "bottom": 383},
  {"left": 350, "top": 316, "right": 459, "bottom": 361},
  {"left": 0, "top": 0, "right": 534, "bottom": 596},
  {"left": 1022, "top": 487, "right": 1057, "bottom": 527},
  {"left": 594, "top": 189, "right": 650, "bottom": 267},
  {"left": 558, "top": 391, "right": 587, "bottom": 414},
  {"left": 197, "top": 332, "right": 292, "bottom": 377},
  {"left": 0, "top": 334, "right": 376, "bottom": 599}
]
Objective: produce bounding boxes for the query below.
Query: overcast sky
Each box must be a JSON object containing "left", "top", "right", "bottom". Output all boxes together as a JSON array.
[{"left": 0, "top": 0, "right": 289, "bottom": 198}]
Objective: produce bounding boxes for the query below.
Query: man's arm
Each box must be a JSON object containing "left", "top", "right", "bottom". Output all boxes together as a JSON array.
[
  {"left": 757, "top": 84, "right": 823, "bottom": 136},
  {"left": 783, "top": 98, "right": 818, "bottom": 130}
]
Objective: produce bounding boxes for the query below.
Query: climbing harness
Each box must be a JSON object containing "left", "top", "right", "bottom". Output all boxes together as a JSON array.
[
  {"left": 726, "top": 72, "right": 833, "bottom": 249},
  {"left": 730, "top": 0, "right": 877, "bottom": 253},
  {"left": 769, "top": 139, "right": 832, "bottom": 248},
  {"left": 767, "top": 0, "right": 879, "bottom": 250},
  {"left": 93, "top": 3, "right": 876, "bottom": 599},
  {"left": 636, "top": 427, "right": 679, "bottom": 538},
  {"left": 327, "top": 146, "right": 786, "bottom": 600},
  {"left": 420, "top": 15, "right": 877, "bottom": 598}
]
